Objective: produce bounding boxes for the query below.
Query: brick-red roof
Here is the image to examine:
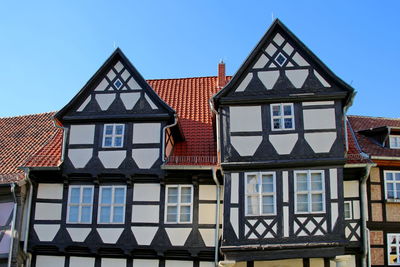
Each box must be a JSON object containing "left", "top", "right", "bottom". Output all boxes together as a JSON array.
[
  {"left": 345, "top": 119, "right": 372, "bottom": 164},
  {"left": 149, "top": 76, "right": 230, "bottom": 165},
  {"left": 0, "top": 112, "right": 60, "bottom": 183},
  {"left": 348, "top": 115, "right": 400, "bottom": 158}
]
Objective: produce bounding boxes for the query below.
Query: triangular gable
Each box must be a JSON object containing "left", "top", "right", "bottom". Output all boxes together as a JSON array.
[
  {"left": 55, "top": 48, "right": 175, "bottom": 122},
  {"left": 213, "top": 19, "right": 354, "bottom": 105}
]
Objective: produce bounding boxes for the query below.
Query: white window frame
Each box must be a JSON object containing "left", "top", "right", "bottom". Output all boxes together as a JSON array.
[
  {"left": 67, "top": 185, "right": 94, "bottom": 224},
  {"left": 384, "top": 171, "right": 400, "bottom": 200},
  {"left": 389, "top": 135, "right": 400, "bottom": 149},
  {"left": 294, "top": 170, "right": 325, "bottom": 214},
  {"left": 97, "top": 185, "right": 126, "bottom": 224},
  {"left": 102, "top": 124, "right": 125, "bottom": 148},
  {"left": 270, "top": 103, "right": 295, "bottom": 131},
  {"left": 245, "top": 172, "right": 276, "bottom": 216},
  {"left": 388, "top": 233, "right": 400, "bottom": 265},
  {"left": 165, "top": 185, "right": 193, "bottom": 224},
  {"left": 344, "top": 201, "right": 353, "bottom": 220}
]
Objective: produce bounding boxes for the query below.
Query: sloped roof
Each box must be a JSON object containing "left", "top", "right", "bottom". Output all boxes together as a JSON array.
[
  {"left": 0, "top": 112, "right": 60, "bottom": 183},
  {"left": 345, "top": 119, "right": 372, "bottom": 165},
  {"left": 348, "top": 115, "right": 400, "bottom": 158}
]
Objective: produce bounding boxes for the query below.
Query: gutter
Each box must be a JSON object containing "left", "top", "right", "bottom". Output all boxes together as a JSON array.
[
  {"left": 370, "top": 156, "right": 400, "bottom": 161},
  {"left": 360, "top": 163, "right": 374, "bottom": 267},
  {"left": 162, "top": 114, "right": 178, "bottom": 162},
  {"left": 161, "top": 165, "right": 214, "bottom": 170},
  {"left": 212, "top": 167, "right": 221, "bottom": 267},
  {"left": 7, "top": 184, "right": 17, "bottom": 267}
]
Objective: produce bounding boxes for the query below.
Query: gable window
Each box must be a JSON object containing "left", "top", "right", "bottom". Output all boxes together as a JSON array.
[
  {"left": 67, "top": 186, "right": 94, "bottom": 223},
  {"left": 98, "top": 186, "right": 126, "bottom": 224},
  {"left": 388, "top": 233, "right": 400, "bottom": 265},
  {"left": 344, "top": 201, "right": 353, "bottom": 220},
  {"left": 390, "top": 136, "right": 400, "bottom": 149},
  {"left": 271, "top": 103, "right": 294, "bottom": 130},
  {"left": 385, "top": 171, "right": 400, "bottom": 200},
  {"left": 165, "top": 185, "right": 193, "bottom": 223},
  {"left": 245, "top": 172, "right": 276, "bottom": 216},
  {"left": 103, "top": 124, "right": 124, "bottom": 148},
  {"left": 295, "top": 170, "right": 325, "bottom": 213}
]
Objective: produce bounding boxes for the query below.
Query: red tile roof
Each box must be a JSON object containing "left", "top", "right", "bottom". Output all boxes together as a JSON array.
[
  {"left": 345, "top": 119, "right": 372, "bottom": 164},
  {"left": 0, "top": 112, "right": 60, "bottom": 183},
  {"left": 348, "top": 115, "right": 400, "bottom": 158},
  {"left": 149, "top": 76, "right": 231, "bottom": 165}
]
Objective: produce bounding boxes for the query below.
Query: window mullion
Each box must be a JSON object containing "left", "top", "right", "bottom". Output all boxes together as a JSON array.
[
  {"left": 78, "top": 187, "right": 83, "bottom": 223},
  {"left": 177, "top": 185, "right": 181, "bottom": 223},
  {"left": 110, "top": 187, "right": 115, "bottom": 223}
]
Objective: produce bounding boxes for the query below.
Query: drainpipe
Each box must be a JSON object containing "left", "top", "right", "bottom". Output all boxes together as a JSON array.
[
  {"left": 162, "top": 115, "right": 178, "bottom": 162},
  {"left": 212, "top": 167, "right": 221, "bottom": 267},
  {"left": 361, "top": 164, "right": 373, "bottom": 267},
  {"left": 8, "top": 183, "right": 17, "bottom": 267},
  {"left": 52, "top": 118, "right": 67, "bottom": 162},
  {"left": 209, "top": 99, "right": 221, "bottom": 161},
  {"left": 23, "top": 170, "right": 33, "bottom": 267}
]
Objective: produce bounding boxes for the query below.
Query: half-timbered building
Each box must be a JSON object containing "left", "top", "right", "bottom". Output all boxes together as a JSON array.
[
  {"left": 348, "top": 115, "right": 400, "bottom": 267},
  {"left": 0, "top": 19, "right": 381, "bottom": 267}
]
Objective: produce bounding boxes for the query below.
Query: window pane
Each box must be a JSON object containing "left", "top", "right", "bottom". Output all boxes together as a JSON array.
[
  {"left": 272, "top": 105, "right": 281, "bottom": 116},
  {"left": 82, "top": 188, "right": 92, "bottom": 203},
  {"left": 395, "top": 173, "right": 400, "bottom": 181},
  {"left": 81, "top": 206, "right": 91, "bottom": 223},
  {"left": 262, "top": 175, "right": 273, "bottom": 193},
  {"left": 247, "top": 175, "right": 259, "bottom": 193},
  {"left": 180, "top": 206, "right": 191, "bottom": 222},
  {"left": 284, "top": 118, "right": 293, "bottom": 129},
  {"left": 113, "top": 206, "right": 124, "bottom": 223},
  {"left": 115, "top": 125, "right": 124, "bottom": 135},
  {"left": 311, "top": 194, "right": 323, "bottom": 212},
  {"left": 297, "top": 194, "right": 308, "bottom": 212},
  {"left": 296, "top": 173, "right": 308, "bottom": 191},
  {"left": 262, "top": 196, "right": 274, "bottom": 214},
  {"left": 344, "top": 202, "right": 351, "bottom": 219},
  {"left": 247, "top": 196, "right": 259, "bottom": 215},
  {"left": 101, "top": 188, "right": 112, "bottom": 204},
  {"left": 99, "top": 207, "right": 111, "bottom": 223},
  {"left": 180, "top": 187, "right": 192, "bottom": 203},
  {"left": 273, "top": 119, "right": 281, "bottom": 129},
  {"left": 105, "top": 125, "right": 113, "bottom": 135},
  {"left": 114, "top": 188, "right": 125, "bottom": 204},
  {"left": 70, "top": 188, "right": 80, "bottom": 203},
  {"left": 166, "top": 206, "right": 178, "bottom": 222},
  {"left": 387, "top": 172, "right": 394, "bottom": 181},
  {"left": 68, "top": 206, "right": 79, "bottom": 222},
  {"left": 114, "top": 136, "right": 123, "bottom": 147},
  {"left": 283, "top": 105, "right": 292, "bottom": 115},
  {"left": 167, "top": 188, "right": 178, "bottom": 203},
  {"left": 311, "top": 172, "right": 323, "bottom": 190},
  {"left": 104, "top": 137, "right": 112, "bottom": 147}
]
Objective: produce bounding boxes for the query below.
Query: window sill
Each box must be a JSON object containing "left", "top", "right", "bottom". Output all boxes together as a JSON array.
[{"left": 386, "top": 199, "right": 400, "bottom": 203}]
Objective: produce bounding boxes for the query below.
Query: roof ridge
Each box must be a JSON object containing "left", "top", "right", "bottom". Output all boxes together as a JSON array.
[
  {"left": 147, "top": 75, "right": 233, "bottom": 81},
  {"left": 348, "top": 114, "right": 400, "bottom": 120},
  {"left": 0, "top": 111, "right": 57, "bottom": 120}
]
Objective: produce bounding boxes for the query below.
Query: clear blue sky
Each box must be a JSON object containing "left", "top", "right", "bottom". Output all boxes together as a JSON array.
[{"left": 1, "top": 1, "right": 399, "bottom": 118}]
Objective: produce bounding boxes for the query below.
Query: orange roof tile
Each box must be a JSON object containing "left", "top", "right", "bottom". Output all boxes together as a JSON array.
[{"left": 0, "top": 112, "right": 59, "bottom": 183}]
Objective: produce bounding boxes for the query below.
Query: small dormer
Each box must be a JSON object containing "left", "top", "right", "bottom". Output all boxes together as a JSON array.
[
  {"left": 54, "top": 49, "right": 182, "bottom": 176},
  {"left": 358, "top": 126, "right": 400, "bottom": 149}
]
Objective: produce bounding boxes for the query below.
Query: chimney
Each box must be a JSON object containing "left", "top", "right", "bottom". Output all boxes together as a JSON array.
[{"left": 217, "top": 60, "right": 226, "bottom": 88}]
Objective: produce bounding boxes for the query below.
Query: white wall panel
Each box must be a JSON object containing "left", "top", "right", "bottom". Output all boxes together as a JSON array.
[
  {"left": 34, "top": 224, "right": 59, "bottom": 242},
  {"left": 199, "top": 204, "right": 216, "bottom": 224},
  {"left": 37, "top": 183, "right": 63, "bottom": 199},
  {"left": 133, "top": 259, "right": 159, "bottom": 267},
  {"left": 133, "top": 123, "right": 161, "bottom": 144},
  {"left": 305, "top": 132, "right": 336, "bottom": 153},
  {"left": 66, "top": 228, "right": 91, "bottom": 242},
  {"left": 344, "top": 181, "right": 359, "bottom": 198},
  {"left": 101, "top": 258, "right": 126, "bottom": 267},
  {"left": 330, "top": 168, "right": 338, "bottom": 200},
  {"left": 131, "top": 226, "right": 158, "bottom": 245},
  {"left": 120, "top": 92, "right": 140, "bottom": 110},
  {"left": 132, "top": 205, "right": 159, "bottom": 223},
  {"left": 133, "top": 184, "right": 160, "bottom": 202},
  {"left": 302, "top": 101, "right": 334, "bottom": 106},
  {"left": 69, "top": 125, "right": 95, "bottom": 144},
  {"left": 165, "top": 260, "right": 193, "bottom": 267},
  {"left": 165, "top": 228, "right": 191, "bottom": 246},
  {"left": 98, "top": 151, "right": 126, "bottom": 168},
  {"left": 36, "top": 255, "right": 64, "bottom": 267},
  {"left": 199, "top": 185, "right": 217, "bottom": 201},
  {"left": 269, "top": 134, "right": 298, "bottom": 155},
  {"left": 231, "top": 136, "right": 262, "bottom": 156},
  {"left": 235, "top": 73, "right": 253, "bottom": 92},
  {"left": 95, "top": 94, "right": 116, "bottom": 111},
  {"left": 229, "top": 106, "right": 262, "bottom": 132},
  {"left": 68, "top": 148, "right": 92, "bottom": 168},
  {"left": 230, "top": 208, "right": 239, "bottom": 238},
  {"left": 303, "top": 109, "right": 336, "bottom": 130},
  {"left": 35, "top": 203, "right": 62, "bottom": 220},
  {"left": 199, "top": 229, "right": 215, "bottom": 247},
  {"left": 97, "top": 228, "right": 124, "bottom": 244},
  {"left": 132, "top": 148, "right": 159, "bottom": 169},
  {"left": 70, "top": 257, "right": 95, "bottom": 267}
]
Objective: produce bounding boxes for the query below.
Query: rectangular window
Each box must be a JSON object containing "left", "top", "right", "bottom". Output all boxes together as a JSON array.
[
  {"left": 165, "top": 185, "right": 193, "bottom": 223},
  {"left": 271, "top": 103, "right": 294, "bottom": 130},
  {"left": 388, "top": 233, "right": 400, "bottom": 265},
  {"left": 385, "top": 171, "right": 400, "bottom": 199},
  {"left": 245, "top": 172, "right": 276, "bottom": 216},
  {"left": 390, "top": 136, "right": 400, "bottom": 149},
  {"left": 344, "top": 201, "right": 352, "bottom": 220},
  {"left": 67, "top": 186, "right": 94, "bottom": 223},
  {"left": 295, "top": 170, "right": 325, "bottom": 213},
  {"left": 98, "top": 186, "right": 126, "bottom": 224},
  {"left": 103, "top": 124, "right": 124, "bottom": 148}
]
